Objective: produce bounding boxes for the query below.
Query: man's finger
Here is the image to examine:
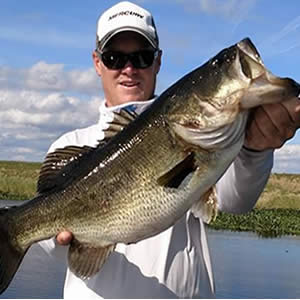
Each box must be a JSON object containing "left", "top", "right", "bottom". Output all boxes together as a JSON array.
[
  {"left": 56, "top": 231, "right": 73, "bottom": 245},
  {"left": 281, "top": 96, "right": 300, "bottom": 124}
]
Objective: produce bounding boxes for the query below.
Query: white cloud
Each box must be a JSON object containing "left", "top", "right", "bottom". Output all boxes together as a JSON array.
[
  {"left": 273, "top": 144, "right": 300, "bottom": 174},
  {"left": 0, "top": 91, "right": 103, "bottom": 162},
  {"left": 0, "top": 62, "right": 101, "bottom": 95},
  {"left": 0, "top": 61, "right": 104, "bottom": 162},
  {"left": 26, "top": 62, "right": 66, "bottom": 90},
  {"left": 0, "top": 90, "right": 103, "bottom": 128}
]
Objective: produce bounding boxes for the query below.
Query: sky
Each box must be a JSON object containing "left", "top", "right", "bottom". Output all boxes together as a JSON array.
[{"left": 1, "top": 0, "right": 300, "bottom": 173}]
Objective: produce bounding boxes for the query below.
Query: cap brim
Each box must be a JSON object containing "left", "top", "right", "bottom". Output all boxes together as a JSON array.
[{"left": 99, "top": 27, "right": 157, "bottom": 50}]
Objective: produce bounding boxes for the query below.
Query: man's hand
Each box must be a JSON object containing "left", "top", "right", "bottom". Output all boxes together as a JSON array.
[
  {"left": 56, "top": 231, "right": 73, "bottom": 245},
  {"left": 244, "top": 97, "right": 300, "bottom": 151}
]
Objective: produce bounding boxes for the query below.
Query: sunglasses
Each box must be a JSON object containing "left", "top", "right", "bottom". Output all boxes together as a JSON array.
[{"left": 97, "top": 49, "right": 159, "bottom": 70}]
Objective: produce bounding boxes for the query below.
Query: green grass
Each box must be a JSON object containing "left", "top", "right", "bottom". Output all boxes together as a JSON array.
[
  {"left": 255, "top": 173, "right": 300, "bottom": 210},
  {"left": 0, "top": 160, "right": 41, "bottom": 200},
  {"left": 209, "top": 209, "right": 300, "bottom": 238},
  {"left": 1, "top": 160, "right": 300, "bottom": 237}
]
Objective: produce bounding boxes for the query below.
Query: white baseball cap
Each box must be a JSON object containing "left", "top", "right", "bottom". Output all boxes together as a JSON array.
[{"left": 96, "top": 1, "right": 159, "bottom": 51}]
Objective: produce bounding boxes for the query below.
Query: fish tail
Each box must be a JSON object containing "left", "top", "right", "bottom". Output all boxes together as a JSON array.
[{"left": 0, "top": 207, "right": 27, "bottom": 295}]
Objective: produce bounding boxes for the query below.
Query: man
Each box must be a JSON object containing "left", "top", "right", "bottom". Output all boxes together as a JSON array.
[{"left": 39, "top": 1, "right": 300, "bottom": 298}]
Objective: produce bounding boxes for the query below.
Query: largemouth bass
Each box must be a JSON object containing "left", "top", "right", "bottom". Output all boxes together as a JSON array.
[{"left": 0, "top": 38, "right": 299, "bottom": 294}]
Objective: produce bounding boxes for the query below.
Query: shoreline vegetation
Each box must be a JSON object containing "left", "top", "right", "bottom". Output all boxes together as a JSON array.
[{"left": 1, "top": 160, "right": 300, "bottom": 238}]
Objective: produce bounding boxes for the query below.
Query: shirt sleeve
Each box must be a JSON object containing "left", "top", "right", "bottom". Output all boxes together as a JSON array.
[{"left": 216, "top": 147, "right": 274, "bottom": 214}]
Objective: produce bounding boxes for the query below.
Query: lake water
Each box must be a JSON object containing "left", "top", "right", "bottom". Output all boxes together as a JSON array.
[
  {"left": 208, "top": 229, "right": 300, "bottom": 299},
  {"left": 1, "top": 200, "right": 300, "bottom": 299}
]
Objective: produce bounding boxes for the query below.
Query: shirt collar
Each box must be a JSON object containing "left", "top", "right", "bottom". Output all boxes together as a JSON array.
[{"left": 98, "top": 97, "right": 156, "bottom": 129}]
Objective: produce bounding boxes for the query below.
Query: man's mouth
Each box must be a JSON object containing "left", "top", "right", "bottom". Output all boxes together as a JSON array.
[{"left": 120, "top": 81, "right": 140, "bottom": 88}]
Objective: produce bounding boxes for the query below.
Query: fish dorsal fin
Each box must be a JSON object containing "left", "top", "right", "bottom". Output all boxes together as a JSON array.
[
  {"left": 37, "top": 109, "right": 137, "bottom": 195},
  {"left": 68, "top": 239, "right": 116, "bottom": 279},
  {"left": 103, "top": 108, "right": 137, "bottom": 140},
  {"left": 191, "top": 186, "right": 218, "bottom": 224},
  {"left": 157, "top": 153, "right": 196, "bottom": 188},
  {"left": 37, "top": 145, "right": 94, "bottom": 194}
]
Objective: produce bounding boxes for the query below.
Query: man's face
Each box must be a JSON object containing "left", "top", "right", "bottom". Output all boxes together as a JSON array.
[{"left": 93, "top": 32, "right": 162, "bottom": 107}]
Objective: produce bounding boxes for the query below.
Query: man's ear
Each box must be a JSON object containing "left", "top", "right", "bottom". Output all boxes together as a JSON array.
[
  {"left": 93, "top": 51, "right": 102, "bottom": 77},
  {"left": 155, "top": 50, "right": 162, "bottom": 74}
]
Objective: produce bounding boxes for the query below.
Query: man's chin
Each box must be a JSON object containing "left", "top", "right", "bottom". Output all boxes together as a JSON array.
[{"left": 120, "top": 94, "right": 145, "bottom": 104}]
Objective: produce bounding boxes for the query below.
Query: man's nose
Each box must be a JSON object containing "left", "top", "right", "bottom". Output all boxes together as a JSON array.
[{"left": 121, "top": 60, "right": 137, "bottom": 74}]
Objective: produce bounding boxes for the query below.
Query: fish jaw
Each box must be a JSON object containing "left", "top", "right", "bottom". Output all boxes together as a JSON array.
[
  {"left": 237, "top": 38, "right": 300, "bottom": 108},
  {"left": 240, "top": 72, "right": 300, "bottom": 109}
]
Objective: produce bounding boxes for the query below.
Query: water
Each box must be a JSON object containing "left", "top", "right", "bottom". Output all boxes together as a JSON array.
[
  {"left": 1, "top": 200, "right": 300, "bottom": 299},
  {"left": 1, "top": 245, "right": 66, "bottom": 299},
  {"left": 207, "top": 229, "right": 300, "bottom": 298},
  {"left": 0, "top": 200, "right": 66, "bottom": 299}
]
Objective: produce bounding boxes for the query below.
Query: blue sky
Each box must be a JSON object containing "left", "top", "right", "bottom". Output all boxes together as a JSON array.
[{"left": 1, "top": 0, "right": 300, "bottom": 173}]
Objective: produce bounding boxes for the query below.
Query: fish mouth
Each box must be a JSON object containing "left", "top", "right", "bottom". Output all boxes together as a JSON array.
[
  {"left": 237, "top": 38, "right": 300, "bottom": 109},
  {"left": 237, "top": 38, "right": 265, "bottom": 80},
  {"left": 237, "top": 38, "right": 263, "bottom": 68}
]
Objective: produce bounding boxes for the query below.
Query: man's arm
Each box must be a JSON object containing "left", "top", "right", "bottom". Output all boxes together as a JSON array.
[{"left": 216, "top": 148, "right": 273, "bottom": 213}]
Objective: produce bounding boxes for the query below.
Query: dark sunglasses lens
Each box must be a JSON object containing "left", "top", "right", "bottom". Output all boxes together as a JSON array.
[
  {"left": 101, "top": 52, "right": 127, "bottom": 69},
  {"left": 131, "top": 51, "right": 155, "bottom": 69},
  {"left": 100, "top": 50, "right": 157, "bottom": 69}
]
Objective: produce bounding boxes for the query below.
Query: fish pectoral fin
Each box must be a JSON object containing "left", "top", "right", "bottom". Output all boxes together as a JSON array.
[
  {"left": 37, "top": 145, "right": 95, "bottom": 195},
  {"left": 102, "top": 108, "right": 138, "bottom": 140},
  {"left": 68, "top": 238, "right": 116, "bottom": 279},
  {"left": 157, "top": 152, "right": 196, "bottom": 188},
  {"left": 190, "top": 185, "right": 218, "bottom": 224}
]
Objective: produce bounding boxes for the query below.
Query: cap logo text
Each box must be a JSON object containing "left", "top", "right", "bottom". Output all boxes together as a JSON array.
[{"left": 108, "top": 11, "right": 144, "bottom": 21}]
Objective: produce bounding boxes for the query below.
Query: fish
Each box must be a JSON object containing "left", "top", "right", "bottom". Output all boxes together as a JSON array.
[{"left": 0, "top": 37, "right": 299, "bottom": 294}]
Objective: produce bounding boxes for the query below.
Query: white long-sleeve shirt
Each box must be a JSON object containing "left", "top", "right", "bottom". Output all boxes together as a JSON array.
[{"left": 38, "top": 99, "right": 273, "bottom": 299}]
